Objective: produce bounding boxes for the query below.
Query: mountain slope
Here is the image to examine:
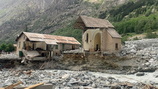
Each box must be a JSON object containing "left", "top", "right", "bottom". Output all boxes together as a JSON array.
[
  {"left": 0, "top": 0, "right": 128, "bottom": 43},
  {"left": 0, "top": 0, "right": 95, "bottom": 43},
  {"left": 3, "top": 0, "right": 156, "bottom": 43}
]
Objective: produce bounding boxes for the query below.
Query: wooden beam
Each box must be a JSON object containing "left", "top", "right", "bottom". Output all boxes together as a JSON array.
[
  {"left": 0, "top": 81, "right": 23, "bottom": 89},
  {"left": 24, "top": 83, "right": 44, "bottom": 89}
]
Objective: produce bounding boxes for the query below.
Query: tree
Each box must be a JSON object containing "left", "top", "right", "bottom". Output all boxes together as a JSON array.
[
  {"left": 0, "top": 43, "right": 7, "bottom": 51},
  {"left": 5, "top": 44, "right": 15, "bottom": 52},
  {"left": 0, "top": 43, "right": 15, "bottom": 52}
]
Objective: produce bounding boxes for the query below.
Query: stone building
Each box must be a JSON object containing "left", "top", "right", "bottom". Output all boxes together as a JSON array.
[
  {"left": 75, "top": 16, "right": 122, "bottom": 53},
  {"left": 16, "top": 32, "right": 80, "bottom": 60}
]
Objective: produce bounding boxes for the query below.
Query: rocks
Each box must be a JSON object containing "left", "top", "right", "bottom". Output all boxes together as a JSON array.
[
  {"left": 121, "top": 39, "right": 158, "bottom": 72},
  {"left": 0, "top": 69, "right": 120, "bottom": 88},
  {"left": 122, "top": 39, "right": 158, "bottom": 59},
  {"left": 138, "top": 67, "right": 156, "bottom": 72},
  {"left": 136, "top": 72, "right": 145, "bottom": 76},
  {"left": 0, "top": 53, "right": 20, "bottom": 60},
  {"left": 0, "top": 69, "right": 157, "bottom": 88}
]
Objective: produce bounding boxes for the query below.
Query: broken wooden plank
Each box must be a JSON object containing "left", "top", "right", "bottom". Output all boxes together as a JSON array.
[
  {"left": 0, "top": 81, "right": 23, "bottom": 89},
  {"left": 24, "top": 83, "right": 44, "bottom": 89}
]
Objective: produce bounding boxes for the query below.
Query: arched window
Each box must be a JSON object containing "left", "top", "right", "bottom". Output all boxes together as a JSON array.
[
  {"left": 115, "top": 43, "right": 118, "bottom": 50},
  {"left": 86, "top": 33, "right": 88, "bottom": 43}
]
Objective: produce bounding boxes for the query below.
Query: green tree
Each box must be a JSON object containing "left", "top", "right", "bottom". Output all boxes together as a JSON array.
[
  {"left": 5, "top": 44, "right": 15, "bottom": 52},
  {"left": 0, "top": 43, "right": 7, "bottom": 51},
  {"left": 0, "top": 43, "right": 15, "bottom": 52}
]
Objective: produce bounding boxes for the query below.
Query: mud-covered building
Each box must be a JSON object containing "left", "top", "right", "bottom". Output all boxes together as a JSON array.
[
  {"left": 75, "top": 16, "right": 122, "bottom": 53},
  {"left": 16, "top": 32, "right": 80, "bottom": 60}
]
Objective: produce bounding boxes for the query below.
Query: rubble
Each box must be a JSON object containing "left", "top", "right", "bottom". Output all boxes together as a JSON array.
[
  {"left": 0, "top": 53, "right": 20, "bottom": 60},
  {"left": 0, "top": 69, "right": 158, "bottom": 89},
  {"left": 120, "top": 39, "right": 158, "bottom": 72}
]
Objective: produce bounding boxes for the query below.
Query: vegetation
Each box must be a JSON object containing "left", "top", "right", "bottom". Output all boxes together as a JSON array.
[
  {"left": 0, "top": 43, "right": 15, "bottom": 52},
  {"left": 101, "top": 0, "right": 158, "bottom": 42},
  {"left": 113, "top": 14, "right": 158, "bottom": 34},
  {"left": 52, "top": 21, "right": 82, "bottom": 43},
  {"left": 53, "top": 0, "right": 158, "bottom": 43},
  {"left": 146, "top": 31, "right": 158, "bottom": 38}
]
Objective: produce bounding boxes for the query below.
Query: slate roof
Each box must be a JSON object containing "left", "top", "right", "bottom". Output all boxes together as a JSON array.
[
  {"left": 107, "top": 28, "right": 122, "bottom": 38},
  {"left": 75, "top": 15, "right": 114, "bottom": 28}
]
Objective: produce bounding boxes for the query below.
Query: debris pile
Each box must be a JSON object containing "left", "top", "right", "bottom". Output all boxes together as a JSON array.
[
  {"left": 0, "top": 53, "right": 20, "bottom": 60},
  {"left": 0, "top": 69, "right": 158, "bottom": 89},
  {"left": 121, "top": 39, "right": 158, "bottom": 68}
]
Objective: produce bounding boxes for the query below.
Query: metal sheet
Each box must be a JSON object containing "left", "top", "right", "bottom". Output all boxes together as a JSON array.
[{"left": 22, "top": 32, "right": 81, "bottom": 45}]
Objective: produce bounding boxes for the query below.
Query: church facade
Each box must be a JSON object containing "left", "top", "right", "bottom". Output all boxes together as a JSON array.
[{"left": 75, "top": 16, "right": 122, "bottom": 53}]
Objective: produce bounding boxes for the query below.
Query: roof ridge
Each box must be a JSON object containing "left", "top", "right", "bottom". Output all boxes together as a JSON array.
[{"left": 23, "top": 31, "right": 75, "bottom": 38}]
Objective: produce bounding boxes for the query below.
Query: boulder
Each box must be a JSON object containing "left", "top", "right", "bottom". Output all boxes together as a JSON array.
[
  {"left": 136, "top": 72, "right": 145, "bottom": 76},
  {"left": 138, "top": 67, "right": 156, "bottom": 72}
]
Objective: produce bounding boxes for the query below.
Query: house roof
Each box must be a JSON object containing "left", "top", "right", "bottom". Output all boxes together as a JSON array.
[
  {"left": 75, "top": 15, "right": 114, "bottom": 29},
  {"left": 107, "top": 28, "right": 122, "bottom": 38},
  {"left": 16, "top": 32, "right": 81, "bottom": 45}
]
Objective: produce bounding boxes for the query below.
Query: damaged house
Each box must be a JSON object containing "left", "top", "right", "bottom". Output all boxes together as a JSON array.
[
  {"left": 75, "top": 16, "right": 122, "bottom": 53},
  {"left": 16, "top": 32, "right": 81, "bottom": 61}
]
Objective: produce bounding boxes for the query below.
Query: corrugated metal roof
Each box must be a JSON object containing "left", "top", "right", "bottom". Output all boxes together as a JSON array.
[
  {"left": 20, "top": 32, "right": 80, "bottom": 45},
  {"left": 79, "top": 15, "right": 114, "bottom": 28},
  {"left": 45, "top": 40, "right": 57, "bottom": 45},
  {"left": 107, "top": 28, "right": 122, "bottom": 38}
]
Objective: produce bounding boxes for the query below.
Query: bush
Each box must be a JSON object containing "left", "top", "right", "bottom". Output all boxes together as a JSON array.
[
  {"left": 146, "top": 32, "right": 158, "bottom": 38},
  {"left": 133, "top": 37, "right": 139, "bottom": 40},
  {"left": 0, "top": 43, "right": 15, "bottom": 52}
]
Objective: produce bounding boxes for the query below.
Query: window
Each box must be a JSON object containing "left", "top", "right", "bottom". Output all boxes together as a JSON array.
[
  {"left": 19, "top": 42, "right": 21, "bottom": 48},
  {"left": 33, "top": 43, "right": 36, "bottom": 50},
  {"left": 55, "top": 45, "right": 58, "bottom": 49},
  {"left": 62, "top": 44, "right": 65, "bottom": 50},
  {"left": 115, "top": 43, "right": 118, "bottom": 50},
  {"left": 86, "top": 33, "right": 89, "bottom": 43},
  {"left": 46, "top": 45, "right": 49, "bottom": 50}
]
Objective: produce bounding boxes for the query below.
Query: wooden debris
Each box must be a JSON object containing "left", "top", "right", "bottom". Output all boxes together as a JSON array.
[
  {"left": 23, "top": 70, "right": 32, "bottom": 75},
  {"left": 0, "top": 81, "right": 23, "bottom": 89},
  {"left": 142, "top": 84, "right": 158, "bottom": 89},
  {"left": 24, "top": 83, "right": 44, "bottom": 89}
]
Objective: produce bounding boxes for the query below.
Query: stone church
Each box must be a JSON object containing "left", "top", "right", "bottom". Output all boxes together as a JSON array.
[{"left": 75, "top": 16, "right": 122, "bottom": 53}]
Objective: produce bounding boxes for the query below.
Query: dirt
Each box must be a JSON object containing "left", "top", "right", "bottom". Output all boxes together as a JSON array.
[
  {"left": 38, "top": 53, "right": 139, "bottom": 74},
  {"left": 0, "top": 53, "right": 146, "bottom": 74}
]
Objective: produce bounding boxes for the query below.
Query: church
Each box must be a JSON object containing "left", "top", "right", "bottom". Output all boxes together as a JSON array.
[{"left": 75, "top": 16, "right": 122, "bottom": 53}]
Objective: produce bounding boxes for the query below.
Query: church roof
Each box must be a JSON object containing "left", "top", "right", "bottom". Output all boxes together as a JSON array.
[
  {"left": 107, "top": 28, "right": 122, "bottom": 38},
  {"left": 75, "top": 15, "right": 114, "bottom": 29}
]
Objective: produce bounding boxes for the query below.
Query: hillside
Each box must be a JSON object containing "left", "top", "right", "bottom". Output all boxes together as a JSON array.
[
  {"left": 0, "top": 0, "right": 158, "bottom": 43},
  {"left": 99, "top": 0, "right": 158, "bottom": 41},
  {"left": 56, "top": 0, "right": 158, "bottom": 42},
  {"left": 0, "top": 0, "right": 95, "bottom": 43},
  {"left": 0, "top": 0, "right": 129, "bottom": 43}
]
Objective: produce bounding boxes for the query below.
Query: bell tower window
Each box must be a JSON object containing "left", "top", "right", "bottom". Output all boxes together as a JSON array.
[{"left": 86, "top": 33, "right": 88, "bottom": 43}]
